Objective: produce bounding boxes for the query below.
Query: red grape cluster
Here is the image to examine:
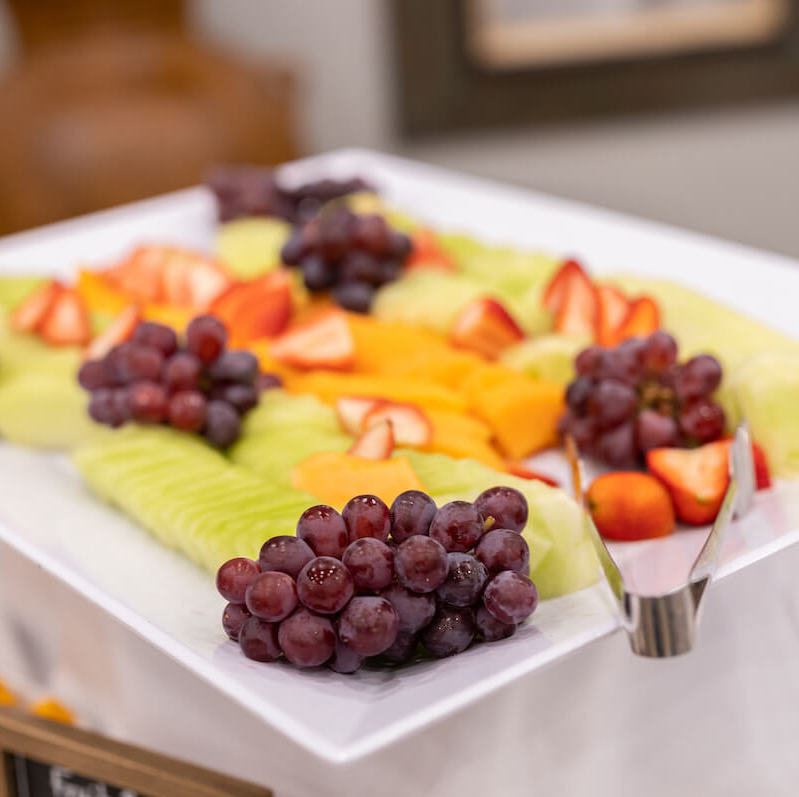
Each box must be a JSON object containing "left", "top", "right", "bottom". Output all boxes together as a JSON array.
[
  {"left": 77, "top": 316, "right": 281, "bottom": 448},
  {"left": 217, "top": 486, "right": 539, "bottom": 673},
  {"left": 208, "top": 166, "right": 372, "bottom": 224},
  {"left": 280, "top": 207, "right": 412, "bottom": 313},
  {"left": 560, "top": 331, "right": 725, "bottom": 467}
]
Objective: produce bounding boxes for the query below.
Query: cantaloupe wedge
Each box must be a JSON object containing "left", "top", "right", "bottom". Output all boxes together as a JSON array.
[
  {"left": 424, "top": 429, "right": 506, "bottom": 470},
  {"left": 425, "top": 408, "right": 492, "bottom": 442},
  {"left": 389, "top": 349, "right": 487, "bottom": 390},
  {"left": 282, "top": 372, "right": 467, "bottom": 413},
  {"left": 469, "top": 377, "right": 565, "bottom": 459},
  {"left": 291, "top": 452, "right": 424, "bottom": 509}
]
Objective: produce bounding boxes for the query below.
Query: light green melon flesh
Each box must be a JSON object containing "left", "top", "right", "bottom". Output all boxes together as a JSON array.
[
  {"left": 500, "top": 334, "right": 587, "bottom": 384},
  {"left": 215, "top": 217, "right": 291, "bottom": 279},
  {"left": 400, "top": 449, "right": 600, "bottom": 600},
  {"left": 0, "top": 276, "right": 48, "bottom": 313},
  {"left": 241, "top": 390, "right": 339, "bottom": 436}
]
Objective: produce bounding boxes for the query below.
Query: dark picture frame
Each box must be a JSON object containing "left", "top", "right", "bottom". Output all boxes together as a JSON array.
[{"left": 392, "top": 0, "right": 799, "bottom": 137}]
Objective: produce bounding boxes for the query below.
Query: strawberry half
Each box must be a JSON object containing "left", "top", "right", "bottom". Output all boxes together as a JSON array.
[
  {"left": 646, "top": 441, "right": 730, "bottom": 525},
  {"left": 595, "top": 284, "right": 631, "bottom": 346},
  {"left": 85, "top": 305, "right": 142, "bottom": 360},
  {"left": 450, "top": 296, "right": 524, "bottom": 360},
  {"left": 9, "top": 280, "right": 61, "bottom": 332},
  {"left": 405, "top": 229, "right": 455, "bottom": 272},
  {"left": 270, "top": 310, "right": 355, "bottom": 370},
  {"left": 542, "top": 259, "right": 587, "bottom": 314},
  {"left": 38, "top": 287, "right": 91, "bottom": 346},
  {"left": 611, "top": 295, "right": 660, "bottom": 344},
  {"left": 363, "top": 400, "right": 433, "bottom": 447},
  {"left": 210, "top": 271, "right": 292, "bottom": 346},
  {"left": 336, "top": 396, "right": 380, "bottom": 434},
  {"left": 506, "top": 462, "right": 560, "bottom": 487},
  {"left": 349, "top": 419, "right": 395, "bottom": 460},
  {"left": 553, "top": 265, "right": 598, "bottom": 337}
]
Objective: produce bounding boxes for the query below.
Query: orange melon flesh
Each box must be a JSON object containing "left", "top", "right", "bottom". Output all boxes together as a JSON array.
[
  {"left": 291, "top": 452, "right": 424, "bottom": 509},
  {"left": 426, "top": 408, "right": 492, "bottom": 442},
  {"left": 424, "top": 430, "right": 506, "bottom": 470},
  {"left": 282, "top": 372, "right": 468, "bottom": 413},
  {"left": 469, "top": 377, "right": 565, "bottom": 460}
]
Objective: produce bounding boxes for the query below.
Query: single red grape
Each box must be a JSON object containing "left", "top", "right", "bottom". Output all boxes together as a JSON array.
[
  {"left": 208, "top": 350, "right": 258, "bottom": 385},
  {"left": 328, "top": 636, "right": 364, "bottom": 674},
  {"left": 678, "top": 398, "right": 726, "bottom": 443},
  {"left": 239, "top": 617, "right": 281, "bottom": 662},
  {"left": 394, "top": 535, "right": 448, "bottom": 593},
  {"left": 641, "top": 331, "right": 678, "bottom": 373},
  {"left": 278, "top": 609, "right": 335, "bottom": 668},
  {"left": 389, "top": 490, "right": 436, "bottom": 543},
  {"left": 635, "top": 409, "right": 679, "bottom": 452},
  {"left": 474, "top": 486, "right": 528, "bottom": 533},
  {"left": 475, "top": 530, "right": 530, "bottom": 574},
  {"left": 420, "top": 606, "right": 475, "bottom": 658},
  {"left": 381, "top": 630, "right": 418, "bottom": 664},
  {"left": 475, "top": 605, "right": 516, "bottom": 642},
  {"left": 128, "top": 381, "right": 168, "bottom": 424},
  {"left": 245, "top": 571, "right": 298, "bottom": 622},
  {"left": 163, "top": 351, "right": 203, "bottom": 393},
  {"left": 565, "top": 376, "right": 594, "bottom": 413},
  {"left": 186, "top": 315, "right": 227, "bottom": 363},
  {"left": 203, "top": 400, "right": 241, "bottom": 448},
  {"left": 343, "top": 494, "right": 391, "bottom": 543},
  {"left": 338, "top": 596, "right": 399, "bottom": 657},
  {"left": 588, "top": 379, "right": 637, "bottom": 430},
  {"left": 379, "top": 583, "right": 436, "bottom": 634},
  {"left": 596, "top": 421, "right": 637, "bottom": 467},
  {"left": 212, "top": 383, "right": 259, "bottom": 415},
  {"left": 342, "top": 538, "right": 394, "bottom": 592},
  {"left": 222, "top": 602, "right": 251, "bottom": 642},
  {"left": 167, "top": 390, "right": 207, "bottom": 432},
  {"left": 483, "top": 571, "right": 538, "bottom": 625},
  {"left": 436, "top": 553, "right": 489, "bottom": 607},
  {"left": 296, "top": 505, "right": 349, "bottom": 558},
  {"left": 296, "top": 557, "right": 354, "bottom": 614},
  {"left": 332, "top": 281, "right": 374, "bottom": 313},
  {"left": 429, "top": 501, "right": 484, "bottom": 552},
  {"left": 674, "top": 354, "right": 723, "bottom": 400},
  {"left": 259, "top": 535, "right": 315, "bottom": 580},
  {"left": 113, "top": 343, "right": 164, "bottom": 384},
  {"left": 131, "top": 321, "right": 178, "bottom": 357},
  {"left": 216, "top": 557, "right": 260, "bottom": 603},
  {"left": 78, "top": 359, "right": 112, "bottom": 391},
  {"left": 575, "top": 345, "right": 603, "bottom": 377},
  {"left": 353, "top": 214, "right": 389, "bottom": 255}
]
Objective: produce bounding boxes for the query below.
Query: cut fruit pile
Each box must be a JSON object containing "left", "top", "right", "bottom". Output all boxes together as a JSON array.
[
  {"left": 3, "top": 164, "right": 799, "bottom": 666},
  {"left": 217, "top": 485, "right": 539, "bottom": 672}
]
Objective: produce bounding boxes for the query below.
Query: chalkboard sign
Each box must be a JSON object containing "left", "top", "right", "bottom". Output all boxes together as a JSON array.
[{"left": 0, "top": 707, "right": 271, "bottom": 797}]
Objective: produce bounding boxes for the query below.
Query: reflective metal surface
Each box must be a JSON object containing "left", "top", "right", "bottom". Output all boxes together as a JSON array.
[{"left": 567, "top": 423, "right": 755, "bottom": 658}]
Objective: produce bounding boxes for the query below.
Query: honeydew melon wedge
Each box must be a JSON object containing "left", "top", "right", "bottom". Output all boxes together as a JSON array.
[
  {"left": 400, "top": 449, "right": 599, "bottom": 600},
  {"left": 241, "top": 390, "right": 340, "bottom": 437},
  {"left": 0, "top": 276, "right": 48, "bottom": 313},
  {"left": 215, "top": 217, "right": 291, "bottom": 278},
  {"left": 500, "top": 334, "right": 587, "bottom": 384}
]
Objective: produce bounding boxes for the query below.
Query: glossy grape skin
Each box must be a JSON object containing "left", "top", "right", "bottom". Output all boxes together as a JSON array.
[
  {"left": 575, "top": 345, "right": 603, "bottom": 377},
  {"left": 394, "top": 535, "right": 449, "bottom": 593},
  {"left": 378, "top": 583, "right": 436, "bottom": 634},
  {"left": 296, "top": 557, "right": 354, "bottom": 614},
  {"left": 342, "top": 538, "right": 394, "bottom": 592},
  {"left": 475, "top": 530, "right": 530, "bottom": 575},
  {"left": 203, "top": 400, "right": 241, "bottom": 448},
  {"left": 387, "top": 231, "right": 412, "bottom": 260},
  {"left": 186, "top": 315, "right": 227, "bottom": 363},
  {"left": 328, "top": 637, "right": 364, "bottom": 674},
  {"left": 420, "top": 606, "right": 476, "bottom": 658},
  {"left": 163, "top": 351, "right": 203, "bottom": 393},
  {"left": 390, "top": 490, "right": 436, "bottom": 543},
  {"left": 343, "top": 494, "right": 391, "bottom": 543},
  {"left": 641, "top": 331, "right": 678, "bottom": 373},
  {"left": 278, "top": 609, "right": 335, "bottom": 667},
  {"left": 258, "top": 535, "right": 315, "bottom": 580},
  {"left": 208, "top": 350, "right": 258, "bottom": 384},
  {"left": 596, "top": 421, "right": 638, "bottom": 468},
  {"left": 216, "top": 557, "right": 261, "bottom": 603},
  {"left": 78, "top": 360, "right": 112, "bottom": 391},
  {"left": 239, "top": 617, "right": 281, "bottom": 662},
  {"left": 296, "top": 505, "right": 349, "bottom": 558},
  {"left": 475, "top": 605, "right": 516, "bottom": 642},
  {"left": 213, "top": 383, "right": 259, "bottom": 415},
  {"left": 131, "top": 321, "right": 178, "bottom": 358},
  {"left": 300, "top": 255, "right": 336, "bottom": 292},
  {"left": 128, "top": 381, "right": 168, "bottom": 424},
  {"left": 674, "top": 354, "right": 723, "bottom": 401},
  {"left": 635, "top": 409, "right": 679, "bottom": 452},
  {"left": 222, "top": 602, "right": 251, "bottom": 642},
  {"left": 88, "top": 388, "right": 127, "bottom": 427},
  {"left": 338, "top": 596, "right": 399, "bottom": 657},
  {"left": 588, "top": 379, "right": 637, "bottom": 430},
  {"left": 678, "top": 399, "right": 725, "bottom": 443},
  {"left": 474, "top": 486, "right": 528, "bottom": 533},
  {"left": 339, "top": 251, "right": 383, "bottom": 285},
  {"left": 245, "top": 571, "right": 298, "bottom": 622},
  {"left": 113, "top": 343, "right": 164, "bottom": 384},
  {"left": 167, "top": 390, "right": 207, "bottom": 432},
  {"left": 332, "top": 281, "right": 374, "bottom": 314},
  {"left": 381, "top": 630, "right": 418, "bottom": 664},
  {"left": 483, "top": 571, "right": 539, "bottom": 625},
  {"left": 565, "top": 376, "right": 594, "bottom": 414},
  {"left": 436, "top": 553, "right": 488, "bottom": 608},
  {"left": 280, "top": 230, "right": 308, "bottom": 266},
  {"left": 559, "top": 411, "right": 598, "bottom": 452},
  {"left": 353, "top": 214, "right": 390, "bottom": 254},
  {"left": 429, "top": 501, "right": 484, "bottom": 552}
]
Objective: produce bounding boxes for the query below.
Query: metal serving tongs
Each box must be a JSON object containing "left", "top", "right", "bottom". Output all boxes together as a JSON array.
[{"left": 566, "top": 422, "right": 756, "bottom": 657}]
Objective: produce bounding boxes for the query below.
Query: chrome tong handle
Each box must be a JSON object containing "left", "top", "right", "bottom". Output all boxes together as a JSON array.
[{"left": 567, "top": 422, "right": 754, "bottom": 658}]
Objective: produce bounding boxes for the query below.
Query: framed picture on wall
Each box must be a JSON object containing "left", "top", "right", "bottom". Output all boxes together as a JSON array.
[{"left": 393, "top": 0, "right": 799, "bottom": 135}]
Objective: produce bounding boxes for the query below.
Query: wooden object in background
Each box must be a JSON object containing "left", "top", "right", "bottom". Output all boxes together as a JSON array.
[{"left": 0, "top": 0, "right": 297, "bottom": 235}]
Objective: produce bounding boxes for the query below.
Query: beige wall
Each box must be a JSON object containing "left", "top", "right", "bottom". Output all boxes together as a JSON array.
[{"left": 1, "top": 0, "right": 798, "bottom": 258}]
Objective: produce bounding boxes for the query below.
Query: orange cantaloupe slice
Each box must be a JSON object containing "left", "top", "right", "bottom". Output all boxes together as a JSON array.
[
  {"left": 291, "top": 452, "right": 424, "bottom": 509},
  {"left": 426, "top": 408, "right": 493, "bottom": 443}
]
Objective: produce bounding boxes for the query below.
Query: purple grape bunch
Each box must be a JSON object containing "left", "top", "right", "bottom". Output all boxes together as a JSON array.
[
  {"left": 560, "top": 331, "right": 726, "bottom": 467},
  {"left": 216, "top": 486, "right": 539, "bottom": 673},
  {"left": 77, "top": 316, "right": 282, "bottom": 447},
  {"left": 280, "top": 207, "right": 412, "bottom": 313}
]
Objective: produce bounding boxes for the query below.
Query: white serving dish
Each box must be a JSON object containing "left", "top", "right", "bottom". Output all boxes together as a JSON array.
[{"left": 2, "top": 149, "right": 799, "bottom": 770}]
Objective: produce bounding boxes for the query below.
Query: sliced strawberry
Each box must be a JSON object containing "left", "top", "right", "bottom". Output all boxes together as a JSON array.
[
  {"left": 84, "top": 305, "right": 142, "bottom": 360},
  {"left": 349, "top": 419, "right": 395, "bottom": 460},
  {"left": 611, "top": 295, "right": 660, "bottom": 344},
  {"left": 752, "top": 442, "right": 771, "bottom": 490},
  {"left": 506, "top": 462, "right": 560, "bottom": 488},
  {"left": 107, "top": 246, "right": 168, "bottom": 303},
  {"left": 363, "top": 400, "right": 433, "bottom": 447},
  {"left": 38, "top": 288, "right": 91, "bottom": 346},
  {"left": 405, "top": 229, "right": 455, "bottom": 272},
  {"left": 336, "top": 396, "right": 380, "bottom": 435},
  {"left": 595, "top": 284, "right": 631, "bottom": 346},
  {"left": 646, "top": 440, "right": 730, "bottom": 525},
  {"left": 542, "top": 259, "right": 586, "bottom": 314},
  {"left": 450, "top": 296, "right": 525, "bottom": 360},
  {"left": 270, "top": 310, "right": 355, "bottom": 370},
  {"left": 553, "top": 266, "right": 598, "bottom": 337},
  {"left": 184, "top": 259, "right": 231, "bottom": 310},
  {"left": 210, "top": 271, "right": 292, "bottom": 346},
  {"left": 9, "top": 280, "right": 61, "bottom": 332}
]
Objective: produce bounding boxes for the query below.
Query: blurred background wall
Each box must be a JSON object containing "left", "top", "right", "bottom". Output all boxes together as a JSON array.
[{"left": 0, "top": 0, "right": 797, "bottom": 257}]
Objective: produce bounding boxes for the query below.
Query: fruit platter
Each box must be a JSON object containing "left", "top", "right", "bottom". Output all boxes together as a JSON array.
[{"left": 2, "top": 149, "right": 799, "bottom": 767}]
